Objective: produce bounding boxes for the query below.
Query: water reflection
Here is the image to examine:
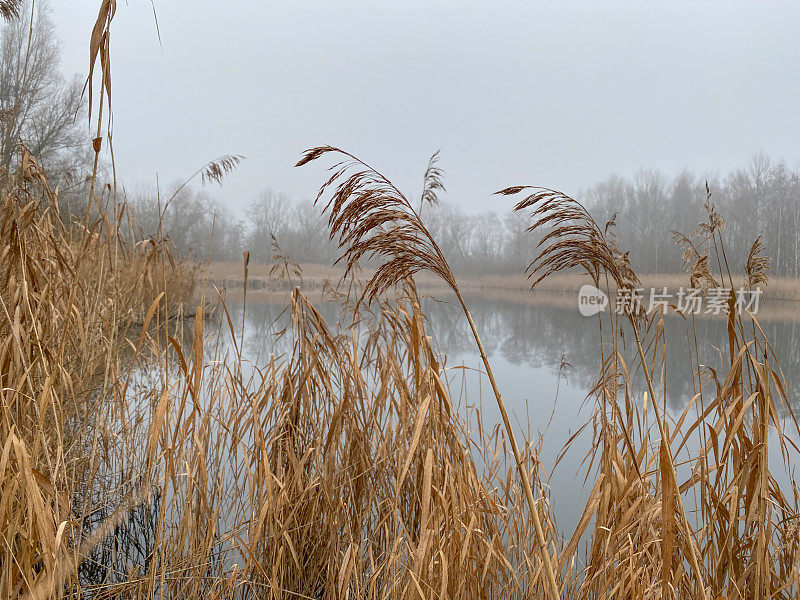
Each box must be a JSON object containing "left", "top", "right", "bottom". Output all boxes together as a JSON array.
[
  {"left": 88, "top": 293, "right": 796, "bottom": 572},
  {"left": 226, "top": 294, "right": 800, "bottom": 411},
  {"left": 424, "top": 295, "right": 800, "bottom": 409},
  {"left": 218, "top": 293, "right": 800, "bottom": 539}
]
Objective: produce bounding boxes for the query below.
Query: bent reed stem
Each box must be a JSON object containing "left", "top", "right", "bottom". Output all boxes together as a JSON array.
[
  {"left": 629, "top": 319, "right": 708, "bottom": 600},
  {"left": 455, "top": 289, "right": 561, "bottom": 600}
]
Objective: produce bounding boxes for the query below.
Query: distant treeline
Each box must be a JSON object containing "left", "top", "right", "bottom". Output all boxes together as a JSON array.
[
  {"left": 585, "top": 154, "right": 800, "bottom": 277},
  {"left": 3, "top": 6, "right": 799, "bottom": 277},
  {"left": 121, "top": 154, "right": 800, "bottom": 277}
]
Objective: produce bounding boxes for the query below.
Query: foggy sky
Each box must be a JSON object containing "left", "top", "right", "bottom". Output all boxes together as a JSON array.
[{"left": 50, "top": 0, "right": 800, "bottom": 214}]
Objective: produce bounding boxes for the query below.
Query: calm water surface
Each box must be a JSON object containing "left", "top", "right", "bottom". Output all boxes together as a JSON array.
[{"left": 218, "top": 294, "right": 800, "bottom": 540}]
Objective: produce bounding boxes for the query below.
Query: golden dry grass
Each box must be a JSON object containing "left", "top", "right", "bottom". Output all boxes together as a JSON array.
[
  {"left": 206, "top": 262, "right": 800, "bottom": 297},
  {"left": 205, "top": 263, "right": 800, "bottom": 324},
  {"left": 3, "top": 145, "right": 800, "bottom": 600},
  {"left": 3, "top": 3, "right": 800, "bottom": 595}
]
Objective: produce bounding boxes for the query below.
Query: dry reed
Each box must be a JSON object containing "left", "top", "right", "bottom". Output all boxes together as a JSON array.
[{"left": 2, "top": 1, "right": 800, "bottom": 595}]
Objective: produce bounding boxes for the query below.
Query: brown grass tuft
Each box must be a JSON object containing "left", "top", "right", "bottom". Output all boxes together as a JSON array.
[{"left": 0, "top": 0, "right": 22, "bottom": 21}]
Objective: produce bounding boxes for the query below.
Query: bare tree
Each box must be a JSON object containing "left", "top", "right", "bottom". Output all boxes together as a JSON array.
[
  {"left": 246, "top": 190, "right": 291, "bottom": 261},
  {"left": 470, "top": 211, "right": 504, "bottom": 271},
  {"left": 0, "top": 0, "right": 88, "bottom": 185}
]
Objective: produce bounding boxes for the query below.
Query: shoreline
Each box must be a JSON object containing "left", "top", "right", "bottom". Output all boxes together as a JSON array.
[{"left": 198, "top": 261, "right": 800, "bottom": 323}]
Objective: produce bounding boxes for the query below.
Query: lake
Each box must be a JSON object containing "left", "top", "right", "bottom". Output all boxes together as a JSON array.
[{"left": 211, "top": 290, "right": 800, "bottom": 542}]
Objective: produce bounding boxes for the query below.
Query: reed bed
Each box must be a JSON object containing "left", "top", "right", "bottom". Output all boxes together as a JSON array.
[
  {"left": 205, "top": 262, "right": 800, "bottom": 310},
  {"left": 3, "top": 139, "right": 800, "bottom": 600}
]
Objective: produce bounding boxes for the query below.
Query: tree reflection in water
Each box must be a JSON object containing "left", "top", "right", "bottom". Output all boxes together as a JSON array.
[{"left": 221, "top": 295, "right": 800, "bottom": 412}]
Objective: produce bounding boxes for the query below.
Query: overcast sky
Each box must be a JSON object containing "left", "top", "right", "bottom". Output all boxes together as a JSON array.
[{"left": 49, "top": 0, "right": 800, "bottom": 214}]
